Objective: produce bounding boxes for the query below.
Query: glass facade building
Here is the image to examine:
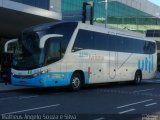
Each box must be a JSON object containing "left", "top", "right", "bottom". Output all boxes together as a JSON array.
[
  {"left": 62, "top": 0, "right": 160, "bottom": 64},
  {"left": 62, "top": 0, "right": 160, "bottom": 33},
  {"left": 11, "top": 0, "right": 50, "bottom": 10}
]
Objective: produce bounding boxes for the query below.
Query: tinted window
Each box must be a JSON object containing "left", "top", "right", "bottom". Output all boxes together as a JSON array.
[
  {"left": 11, "top": 0, "right": 49, "bottom": 10},
  {"left": 115, "top": 35, "right": 124, "bottom": 52},
  {"left": 48, "top": 23, "right": 77, "bottom": 55},
  {"left": 143, "top": 41, "right": 150, "bottom": 54},
  {"left": 73, "top": 29, "right": 156, "bottom": 54},
  {"left": 108, "top": 35, "right": 117, "bottom": 51},
  {"left": 94, "top": 32, "right": 109, "bottom": 51},
  {"left": 135, "top": 39, "right": 145, "bottom": 54},
  {"left": 108, "top": 34, "right": 156, "bottom": 54},
  {"left": 149, "top": 42, "right": 156, "bottom": 54},
  {"left": 146, "top": 30, "right": 160, "bottom": 37},
  {"left": 44, "top": 23, "right": 77, "bottom": 64},
  {"left": 73, "top": 29, "right": 109, "bottom": 51},
  {"left": 45, "top": 39, "right": 61, "bottom": 65},
  {"left": 73, "top": 30, "right": 94, "bottom": 51}
]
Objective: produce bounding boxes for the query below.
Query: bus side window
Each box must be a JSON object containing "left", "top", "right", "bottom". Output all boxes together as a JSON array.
[
  {"left": 93, "top": 32, "right": 108, "bottom": 51},
  {"left": 45, "top": 39, "right": 61, "bottom": 65},
  {"left": 149, "top": 42, "right": 156, "bottom": 54},
  {"left": 72, "top": 29, "right": 94, "bottom": 52}
]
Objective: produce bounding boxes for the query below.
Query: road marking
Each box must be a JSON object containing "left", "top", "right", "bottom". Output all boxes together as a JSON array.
[
  {"left": 133, "top": 88, "right": 154, "bottom": 93},
  {"left": 154, "top": 80, "right": 160, "bottom": 82},
  {"left": 119, "top": 108, "right": 135, "bottom": 114},
  {"left": 3, "top": 104, "right": 60, "bottom": 114},
  {"left": 117, "top": 99, "right": 153, "bottom": 109},
  {"left": 94, "top": 117, "right": 105, "bottom": 120},
  {"left": 19, "top": 95, "right": 39, "bottom": 100},
  {"left": 0, "top": 97, "right": 18, "bottom": 101},
  {"left": 144, "top": 103, "right": 157, "bottom": 107},
  {"left": 0, "top": 95, "right": 39, "bottom": 101},
  {"left": 144, "top": 80, "right": 160, "bottom": 83}
]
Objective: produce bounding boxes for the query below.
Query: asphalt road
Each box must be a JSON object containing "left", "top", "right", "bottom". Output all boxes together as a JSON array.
[{"left": 0, "top": 79, "right": 160, "bottom": 120}]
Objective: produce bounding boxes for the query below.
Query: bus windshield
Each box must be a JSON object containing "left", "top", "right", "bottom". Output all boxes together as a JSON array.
[
  {"left": 13, "top": 33, "right": 45, "bottom": 70},
  {"left": 12, "top": 22, "right": 78, "bottom": 70},
  {"left": 45, "top": 38, "right": 62, "bottom": 65}
]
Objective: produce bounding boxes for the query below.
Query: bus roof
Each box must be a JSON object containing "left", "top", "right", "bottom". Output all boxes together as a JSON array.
[
  {"left": 77, "top": 22, "right": 156, "bottom": 43},
  {"left": 22, "top": 21, "right": 78, "bottom": 33},
  {"left": 21, "top": 21, "right": 155, "bottom": 43}
]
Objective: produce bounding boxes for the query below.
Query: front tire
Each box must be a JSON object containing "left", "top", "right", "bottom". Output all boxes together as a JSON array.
[
  {"left": 70, "top": 73, "right": 82, "bottom": 91},
  {"left": 134, "top": 71, "right": 142, "bottom": 85}
]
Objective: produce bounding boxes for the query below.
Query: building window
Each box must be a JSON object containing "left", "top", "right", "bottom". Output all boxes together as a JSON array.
[{"left": 11, "top": 0, "right": 50, "bottom": 10}]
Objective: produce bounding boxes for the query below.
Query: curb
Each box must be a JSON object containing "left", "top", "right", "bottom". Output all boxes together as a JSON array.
[{"left": 0, "top": 87, "right": 35, "bottom": 93}]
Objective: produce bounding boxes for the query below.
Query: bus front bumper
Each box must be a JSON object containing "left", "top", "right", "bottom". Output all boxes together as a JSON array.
[{"left": 11, "top": 72, "right": 72, "bottom": 87}]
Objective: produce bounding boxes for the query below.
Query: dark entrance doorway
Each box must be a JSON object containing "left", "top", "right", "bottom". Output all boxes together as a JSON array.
[{"left": 0, "top": 39, "right": 12, "bottom": 83}]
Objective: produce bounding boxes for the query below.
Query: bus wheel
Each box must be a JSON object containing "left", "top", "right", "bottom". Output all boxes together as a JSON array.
[
  {"left": 70, "top": 73, "right": 82, "bottom": 91},
  {"left": 134, "top": 71, "right": 142, "bottom": 85}
]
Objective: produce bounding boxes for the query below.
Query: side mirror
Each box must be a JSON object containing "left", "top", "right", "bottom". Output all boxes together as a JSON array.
[
  {"left": 4, "top": 39, "right": 18, "bottom": 53},
  {"left": 39, "top": 34, "right": 63, "bottom": 49},
  {"left": 72, "top": 47, "right": 83, "bottom": 52}
]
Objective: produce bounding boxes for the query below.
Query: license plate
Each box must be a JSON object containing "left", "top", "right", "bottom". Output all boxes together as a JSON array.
[{"left": 19, "top": 81, "right": 26, "bottom": 85}]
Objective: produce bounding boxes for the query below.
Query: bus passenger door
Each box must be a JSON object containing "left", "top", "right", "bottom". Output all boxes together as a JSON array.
[
  {"left": 45, "top": 39, "right": 61, "bottom": 85},
  {"left": 109, "top": 33, "right": 116, "bottom": 80},
  {"left": 89, "top": 53, "right": 104, "bottom": 83}
]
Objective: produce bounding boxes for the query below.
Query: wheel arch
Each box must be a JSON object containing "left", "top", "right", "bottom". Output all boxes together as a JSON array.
[
  {"left": 136, "top": 69, "right": 142, "bottom": 77},
  {"left": 72, "top": 70, "right": 85, "bottom": 85},
  {"left": 133, "top": 69, "right": 142, "bottom": 85}
]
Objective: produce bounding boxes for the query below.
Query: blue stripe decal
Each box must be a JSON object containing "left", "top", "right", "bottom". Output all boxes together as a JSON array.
[
  {"left": 12, "top": 71, "right": 89, "bottom": 87},
  {"left": 84, "top": 72, "right": 89, "bottom": 84}
]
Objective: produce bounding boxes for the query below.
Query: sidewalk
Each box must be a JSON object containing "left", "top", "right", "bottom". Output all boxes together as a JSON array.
[{"left": 0, "top": 82, "right": 33, "bottom": 93}]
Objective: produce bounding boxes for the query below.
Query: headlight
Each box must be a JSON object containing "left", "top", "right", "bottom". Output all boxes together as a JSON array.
[
  {"left": 41, "top": 71, "right": 46, "bottom": 74},
  {"left": 33, "top": 71, "right": 47, "bottom": 77}
]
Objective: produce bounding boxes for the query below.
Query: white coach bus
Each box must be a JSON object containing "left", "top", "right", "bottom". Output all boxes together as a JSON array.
[{"left": 8, "top": 22, "right": 156, "bottom": 90}]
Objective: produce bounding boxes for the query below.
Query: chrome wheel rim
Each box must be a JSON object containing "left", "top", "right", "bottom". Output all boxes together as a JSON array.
[
  {"left": 137, "top": 75, "right": 141, "bottom": 83},
  {"left": 72, "top": 77, "right": 80, "bottom": 89}
]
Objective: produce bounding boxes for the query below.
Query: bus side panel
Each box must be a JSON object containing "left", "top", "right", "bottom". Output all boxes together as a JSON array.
[
  {"left": 86, "top": 50, "right": 109, "bottom": 84},
  {"left": 138, "top": 53, "right": 157, "bottom": 80},
  {"left": 108, "top": 52, "right": 157, "bottom": 82},
  {"left": 65, "top": 52, "right": 90, "bottom": 84},
  {"left": 116, "top": 52, "right": 133, "bottom": 81},
  {"left": 67, "top": 50, "right": 111, "bottom": 84},
  {"left": 43, "top": 62, "right": 70, "bottom": 87}
]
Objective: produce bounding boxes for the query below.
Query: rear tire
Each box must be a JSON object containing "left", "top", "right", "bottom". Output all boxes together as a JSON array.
[
  {"left": 70, "top": 73, "right": 82, "bottom": 91},
  {"left": 134, "top": 71, "right": 142, "bottom": 85}
]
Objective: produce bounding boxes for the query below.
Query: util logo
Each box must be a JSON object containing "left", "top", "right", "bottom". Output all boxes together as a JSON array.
[{"left": 138, "top": 55, "right": 154, "bottom": 72}]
